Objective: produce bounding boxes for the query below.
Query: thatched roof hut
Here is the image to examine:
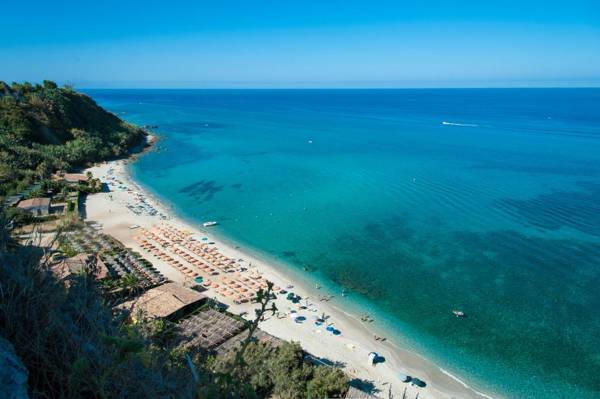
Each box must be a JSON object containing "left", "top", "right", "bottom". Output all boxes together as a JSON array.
[
  {"left": 118, "top": 283, "right": 206, "bottom": 321},
  {"left": 50, "top": 253, "right": 110, "bottom": 281}
]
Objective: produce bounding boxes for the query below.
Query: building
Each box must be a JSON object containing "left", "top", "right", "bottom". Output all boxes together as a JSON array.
[
  {"left": 16, "top": 198, "right": 51, "bottom": 216},
  {"left": 50, "top": 253, "right": 110, "bottom": 281},
  {"left": 61, "top": 173, "right": 90, "bottom": 184},
  {"left": 117, "top": 283, "right": 206, "bottom": 321}
]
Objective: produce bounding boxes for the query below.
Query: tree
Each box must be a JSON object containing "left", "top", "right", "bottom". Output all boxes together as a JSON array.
[
  {"left": 0, "top": 82, "right": 147, "bottom": 196},
  {"left": 42, "top": 80, "right": 58, "bottom": 90},
  {"left": 36, "top": 160, "right": 52, "bottom": 180},
  {"left": 0, "top": 216, "right": 196, "bottom": 398},
  {"left": 268, "top": 342, "right": 312, "bottom": 399},
  {"left": 232, "top": 281, "right": 278, "bottom": 379},
  {"left": 307, "top": 366, "right": 348, "bottom": 398}
]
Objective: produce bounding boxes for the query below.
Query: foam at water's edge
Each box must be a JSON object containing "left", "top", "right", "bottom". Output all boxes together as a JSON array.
[
  {"left": 127, "top": 162, "right": 499, "bottom": 399},
  {"left": 439, "top": 368, "right": 497, "bottom": 399},
  {"left": 89, "top": 89, "right": 600, "bottom": 399}
]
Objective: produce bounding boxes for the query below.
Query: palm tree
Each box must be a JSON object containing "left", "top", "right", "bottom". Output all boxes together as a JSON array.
[{"left": 119, "top": 273, "right": 142, "bottom": 297}]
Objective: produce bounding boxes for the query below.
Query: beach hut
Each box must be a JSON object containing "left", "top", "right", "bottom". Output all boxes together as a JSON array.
[{"left": 116, "top": 283, "right": 206, "bottom": 321}]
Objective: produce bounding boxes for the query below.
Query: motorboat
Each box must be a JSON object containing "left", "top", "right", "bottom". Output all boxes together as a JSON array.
[{"left": 202, "top": 221, "right": 218, "bottom": 227}]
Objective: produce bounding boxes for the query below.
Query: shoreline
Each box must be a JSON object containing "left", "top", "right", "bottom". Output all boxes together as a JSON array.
[{"left": 84, "top": 157, "right": 496, "bottom": 399}]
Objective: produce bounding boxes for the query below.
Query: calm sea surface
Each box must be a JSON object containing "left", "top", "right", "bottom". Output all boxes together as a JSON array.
[{"left": 86, "top": 89, "right": 600, "bottom": 398}]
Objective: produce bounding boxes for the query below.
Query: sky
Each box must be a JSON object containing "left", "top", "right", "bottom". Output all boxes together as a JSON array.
[{"left": 1, "top": 1, "right": 599, "bottom": 88}]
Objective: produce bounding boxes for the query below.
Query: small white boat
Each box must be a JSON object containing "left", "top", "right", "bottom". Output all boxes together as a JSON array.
[
  {"left": 452, "top": 310, "right": 465, "bottom": 317},
  {"left": 202, "top": 221, "right": 218, "bottom": 227}
]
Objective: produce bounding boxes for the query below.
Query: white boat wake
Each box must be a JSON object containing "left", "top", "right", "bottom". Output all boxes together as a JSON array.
[{"left": 442, "top": 121, "right": 479, "bottom": 127}]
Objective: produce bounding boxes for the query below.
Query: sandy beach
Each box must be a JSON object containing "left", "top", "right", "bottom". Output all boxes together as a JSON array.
[{"left": 84, "top": 158, "right": 494, "bottom": 399}]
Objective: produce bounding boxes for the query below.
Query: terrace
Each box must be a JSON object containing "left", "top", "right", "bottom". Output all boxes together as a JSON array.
[
  {"left": 215, "top": 328, "right": 282, "bottom": 357},
  {"left": 62, "top": 224, "right": 167, "bottom": 287},
  {"left": 173, "top": 309, "right": 247, "bottom": 353}
]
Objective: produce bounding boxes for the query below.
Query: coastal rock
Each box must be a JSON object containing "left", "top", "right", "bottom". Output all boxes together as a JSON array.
[{"left": 0, "top": 337, "right": 29, "bottom": 399}]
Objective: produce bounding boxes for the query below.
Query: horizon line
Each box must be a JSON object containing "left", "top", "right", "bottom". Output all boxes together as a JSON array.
[{"left": 78, "top": 86, "right": 600, "bottom": 90}]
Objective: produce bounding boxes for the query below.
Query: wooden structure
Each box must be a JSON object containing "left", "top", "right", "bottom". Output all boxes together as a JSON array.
[
  {"left": 175, "top": 309, "right": 246, "bottom": 352},
  {"left": 117, "top": 282, "right": 206, "bottom": 321}
]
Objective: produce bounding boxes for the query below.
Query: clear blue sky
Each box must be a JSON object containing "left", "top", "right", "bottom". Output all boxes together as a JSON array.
[{"left": 1, "top": 1, "right": 599, "bottom": 88}]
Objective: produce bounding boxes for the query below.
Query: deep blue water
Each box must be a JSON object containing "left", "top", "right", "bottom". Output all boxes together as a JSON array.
[{"left": 85, "top": 89, "right": 600, "bottom": 399}]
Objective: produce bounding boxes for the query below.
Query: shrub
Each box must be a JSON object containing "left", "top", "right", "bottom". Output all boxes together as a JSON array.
[
  {"left": 0, "top": 217, "right": 194, "bottom": 398},
  {"left": 307, "top": 366, "right": 348, "bottom": 398}
]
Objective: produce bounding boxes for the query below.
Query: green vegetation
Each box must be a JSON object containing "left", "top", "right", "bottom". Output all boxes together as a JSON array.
[
  {"left": 0, "top": 214, "right": 194, "bottom": 399},
  {"left": 209, "top": 341, "right": 348, "bottom": 398},
  {"left": 0, "top": 81, "right": 146, "bottom": 196},
  {"left": 0, "top": 216, "right": 350, "bottom": 398},
  {"left": 0, "top": 81, "right": 349, "bottom": 398}
]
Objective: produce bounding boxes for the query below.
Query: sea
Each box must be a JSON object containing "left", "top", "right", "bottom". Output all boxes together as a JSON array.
[{"left": 85, "top": 88, "right": 600, "bottom": 399}]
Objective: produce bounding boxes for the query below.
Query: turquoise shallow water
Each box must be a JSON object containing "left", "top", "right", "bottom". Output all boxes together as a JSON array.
[{"left": 86, "top": 89, "right": 600, "bottom": 398}]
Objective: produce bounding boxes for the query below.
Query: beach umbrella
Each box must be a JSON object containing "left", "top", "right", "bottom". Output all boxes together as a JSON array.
[
  {"left": 398, "top": 373, "right": 411, "bottom": 383},
  {"left": 368, "top": 352, "right": 378, "bottom": 364},
  {"left": 411, "top": 378, "right": 426, "bottom": 388}
]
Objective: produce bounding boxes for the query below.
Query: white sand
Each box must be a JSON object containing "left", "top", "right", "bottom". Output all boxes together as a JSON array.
[{"left": 84, "top": 159, "right": 495, "bottom": 399}]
